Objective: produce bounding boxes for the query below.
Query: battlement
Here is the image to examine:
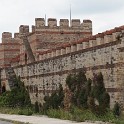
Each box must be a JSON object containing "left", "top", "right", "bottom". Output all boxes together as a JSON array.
[
  {"left": 71, "top": 19, "right": 80, "bottom": 28},
  {"left": 2, "top": 32, "right": 12, "bottom": 42},
  {"left": 34, "top": 18, "right": 92, "bottom": 31},
  {"left": 48, "top": 18, "right": 57, "bottom": 27},
  {"left": 37, "top": 25, "right": 124, "bottom": 60},
  {"left": 60, "top": 19, "right": 69, "bottom": 28},
  {"left": 14, "top": 33, "right": 20, "bottom": 39},
  {"left": 2, "top": 32, "right": 12, "bottom": 39},
  {"left": 19, "top": 25, "right": 29, "bottom": 34},
  {"left": 35, "top": 18, "right": 45, "bottom": 28},
  {"left": 1, "top": 17, "right": 124, "bottom": 108}
]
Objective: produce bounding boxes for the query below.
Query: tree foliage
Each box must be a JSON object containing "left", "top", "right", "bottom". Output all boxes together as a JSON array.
[
  {"left": 113, "top": 102, "right": 121, "bottom": 117},
  {"left": 35, "top": 101, "right": 39, "bottom": 113},
  {"left": 65, "top": 71, "right": 110, "bottom": 115},
  {"left": 66, "top": 70, "right": 90, "bottom": 108},
  {"left": 0, "top": 76, "right": 31, "bottom": 107},
  {"left": 90, "top": 72, "right": 110, "bottom": 115},
  {"left": 43, "top": 84, "right": 64, "bottom": 111}
]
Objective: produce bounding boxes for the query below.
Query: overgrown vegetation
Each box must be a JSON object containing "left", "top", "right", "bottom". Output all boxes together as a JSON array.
[
  {"left": 0, "top": 76, "right": 33, "bottom": 115},
  {"left": 39, "top": 70, "right": 124, "bottom": 123},
  {"left": 46, "top": 107, "right": 116, "bottom": 122},
  {"left": 65, "top": 71, "right": 110, "bottom": 115},
  {"left": 0, "top": 76, "right": 31, "bottom": 107},
  {"left": 43, "top": 84, "right": 64, "bottom": 110},
  {"left": 0, "top": 72, "right": 124, "bottom": 124}
]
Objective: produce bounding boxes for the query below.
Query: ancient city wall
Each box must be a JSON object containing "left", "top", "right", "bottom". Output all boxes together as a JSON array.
[
  {"left": 0, "top": 18, "right": 124, "bottom": 109},
  {"left": 1, "top": 26, "right": 123, "bottom": 108},
  {"left": 16, "top": 18, "right": 92, "bottom": 65},
  {"left": 0, "top": 32, "right": 20, "bottom": 67}
]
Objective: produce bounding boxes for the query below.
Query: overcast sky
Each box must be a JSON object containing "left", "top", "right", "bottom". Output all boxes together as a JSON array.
[{"left": 0, "top": 0, "right": 124, "bottom": 39}]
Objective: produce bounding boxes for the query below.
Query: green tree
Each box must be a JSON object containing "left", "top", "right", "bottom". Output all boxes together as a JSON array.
[
  {"left": 91, "top": 72, "right": 110, "bottom": 115},
  {"left": 0, "top": 76, "right": 31, "bottom": 107},
  {"left": 43, "top": 83, "right": 64, "bottom": 111},
  {"left": 35, "top": 101, "right": 39, "bottom": 113},
  {"left": 66, "top": 70, "right": 89, "bottom": 108},
  {"left": 113, "top": 102, "right": 121, "bottom": 117}
]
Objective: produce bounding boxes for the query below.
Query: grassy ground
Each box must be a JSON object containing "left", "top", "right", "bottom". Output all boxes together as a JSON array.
[
  {"left": 46, "top": 108, "right": 124, "bottom": 124},
  {"left": 0, "top": 107, "right": 124, "bottom": 124},
  {"left": 0, "top": 107, "right": 33, "bottom": 116}
]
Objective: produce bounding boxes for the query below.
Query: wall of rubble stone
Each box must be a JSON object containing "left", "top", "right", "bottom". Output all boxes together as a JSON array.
[
  {"left": 0, "top": 23, "right": 124, "bottom": 109},
  {"left": 4, "top": 34, "right": 123, "bottom": 108}
]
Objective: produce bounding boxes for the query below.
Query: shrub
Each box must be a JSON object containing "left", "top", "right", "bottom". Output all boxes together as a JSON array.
[
  {"left": 113, "top": 102, "right": 121, "bottom": 117},
  {"left": 90, "top": 72, "right": 110, "bottom": 115},
  {"left": 34, "top": 101, "right": 39, "bottom": 113},
  {"left": 0, "top": 76, "right": 31, "bottom": 108},
  {"left": 43, "top": 84, "right": 64, "bottom": 111}
]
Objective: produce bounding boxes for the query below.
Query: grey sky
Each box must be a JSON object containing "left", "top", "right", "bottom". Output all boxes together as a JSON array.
[{"left": 0, "top": 0, "right": 124, "bottom": 39}]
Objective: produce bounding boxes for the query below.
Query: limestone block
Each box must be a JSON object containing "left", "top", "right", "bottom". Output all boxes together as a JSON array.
[
  {"left": 61, "top": 48, "right": 66, "bottom": 55},
  {"left": 77, "top": 43, "right": 83, "bottom": 50},
  {"left": 104, "top": 35, "right": 112, "bottom": 43},
  {"left": 71, "top": 45, "right": 77, "bottom": 52},
  {"left": 43, "top": 53, "right": 47, "bottom": 59},
  {"left": 83, "top": 41, "right": 89, "bottom": 49},
  {"left": 60, "top": 19, "right": 69, "bottom": 28},
  {"left": 48, "top": 18, "right": 57, "bottom": 28},
  {"left": 81, "top": 20, "right": 92, "bottom": 32},
  {"left": 112, "top": 32, "right": 121, "bottom": 41},
  {"left": 52, "top": 50, "right": 56, "bottom": 57},
  {"left": 56, "top": 49, "right": 61, "bottom": 56},
  {"left": 96, "top": 37, "right": 104, "bottom": 45},
  {"left": 66, "top": 46, "right": 71, "bottom": 54},
  {"left": 71, "top": 19, "right": 80, "bottom": 28},
  {"left": 35, "top": 18, "right": 45, "bottom": 28},
  {"left": 19, "top": 25, "right": 29, "bottom": 34}
]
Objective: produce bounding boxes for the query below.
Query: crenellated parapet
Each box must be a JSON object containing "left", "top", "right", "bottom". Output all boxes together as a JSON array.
[
  {"left": 60, "top": 19, "right": 69, "bottom": 28},
  {"left": 19, "top": 25, "right": 29, "bottom": 34},
  {"left": 36, "top": 26, "right": 124, "bottom": 60},
  {"left": 0, "top": 32, "right": 20, "bottom": 67},
  {"left": 34, "top": 18, "right": 92, "bottom": 33},
  {"left": 2, "top": 32, "right": 22, "bottom": 43},
  {"left": 9, "top": 25, "right": 124, "bottom": 107},
  {"left": 1, "top": 18, "right": 124, "bottom": 108},
  {"left": 2, "top": 32, "right": 12, "bottom": 42}
]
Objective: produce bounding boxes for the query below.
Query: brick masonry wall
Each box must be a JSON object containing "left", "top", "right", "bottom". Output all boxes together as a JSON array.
[
  {"left": 1, "top": 36, "right": 123, "bottom": 108},
  {"left": 0, "top": 18, "right": 124, "bottom": 109},
  {"left": 0, "top": 32, "right": 21, "bottom": 67},
  {"left": 19, "top": 18, "right": 92, "bottom": 65}
]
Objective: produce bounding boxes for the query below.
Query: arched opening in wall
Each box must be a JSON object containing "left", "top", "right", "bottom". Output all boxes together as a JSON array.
[{"left": 25, "top": 53, "right": 27, "bottom": 64}]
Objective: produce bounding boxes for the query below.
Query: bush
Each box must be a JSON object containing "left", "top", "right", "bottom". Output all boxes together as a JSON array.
[
  {"left": 34, "top": 101, "right": 39, "bottom": 113},
  {"left": 113, "top": 102, "right": 121, "bottom": 117},
  {"left": 46, "top": 107, "right": 117, "bottom": 123},
  {"left": 0, "top": 76, "right": 31, "bottom": 108},
  {"left": 18, "top": 108, "right": 33, "bottom": 116},
  {"left": 90, "top": 72, "right": 110, "bottom": 115},
  {"left": 43, "top": 84, "right": 64, "bottom": 111}
]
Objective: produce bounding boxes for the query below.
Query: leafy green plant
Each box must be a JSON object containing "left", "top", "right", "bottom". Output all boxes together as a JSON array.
[
  {"left": 66, "top": 70, "right": 89, "bottom": 108},
  {"left": 113, "top": 102, "right": 121, "bottom": 117},
  {"left": 43, "top": 84, "right": 64, "bottom": 111},
  {"left": 34, "top": 101, "right": 39, "bottom": 113},
  {"left": 90, "top": 72, "right": 110, "bottom": 115},
  {"left": 46, "top": 107, "right": 118, "bottom": 123},
  {"left": 0, "top": 76, "right": 31, "bottom": 107}
]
